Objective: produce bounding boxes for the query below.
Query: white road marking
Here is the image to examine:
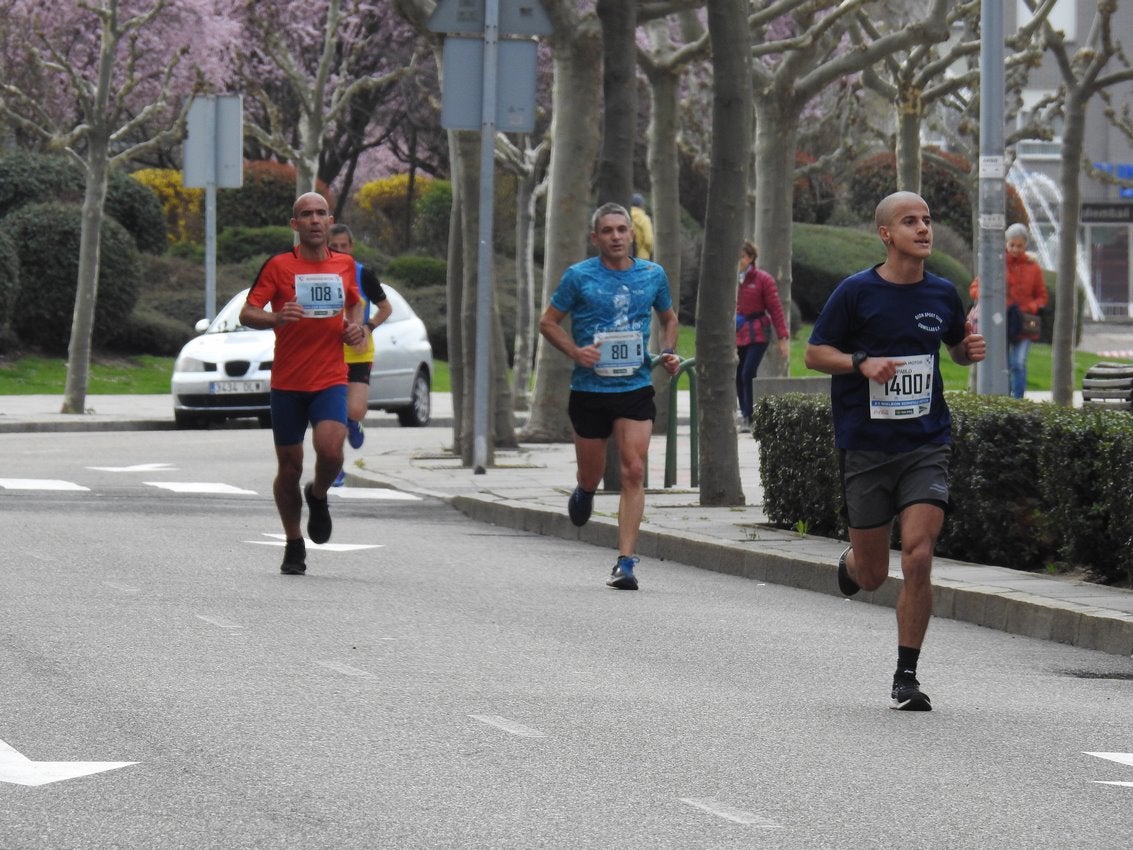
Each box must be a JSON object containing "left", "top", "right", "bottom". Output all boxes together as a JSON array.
[
  {"left": 88, "top": 463, "right": 177, "bottom": 472},
  {"left": 1086, "top": 752, "right": 1133, "bottom": 786},
  {"left": 468, "top": 715, "right": 547, "bottom": 738},
  {"left": 679, "top": 798, "right": 782, "bottom": 827},
  {"left": 329, "top": 488, "right": 421, "bottom": 501},
  {"left": 103, "top": 581, "right": 140, "bottom": 593},
  {"left": 0, "top": 739, "right": 136, "bottom": 787},
  {"left": 248, "top": 533, "right": 383, "bottom": 552},
  {"left": 145, "top": 482, "right": 257, "bottom": 495},
  {"left": 195, "top": 614, "right": 243, "bottom": 629},
  {"left": 0, "top": 478, "right": 89, "bottom": 491},
  {"left": 316, "top": 661, "right": 375, "bottom": 678}
]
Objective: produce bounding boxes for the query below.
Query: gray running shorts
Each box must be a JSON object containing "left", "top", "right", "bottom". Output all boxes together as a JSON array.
[{"left": 839, "top": 444, "right": 951, "bottom": 530}]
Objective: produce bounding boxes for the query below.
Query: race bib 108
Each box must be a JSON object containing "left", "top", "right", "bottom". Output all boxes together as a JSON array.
[{"left": 294, "top": 274, "right": 345, "bottom": 318}]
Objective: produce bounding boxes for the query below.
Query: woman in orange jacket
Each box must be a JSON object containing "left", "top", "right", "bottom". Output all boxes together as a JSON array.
[
  {"left": 735, "top": 240, "right": 789, "bottom": 427},
  {"left": 969, "top": 223, "right": 1048, "bottom": 398}
]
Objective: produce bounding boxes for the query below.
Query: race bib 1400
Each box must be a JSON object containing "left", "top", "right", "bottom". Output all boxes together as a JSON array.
[
  {"left": 868, "top": 353, "right": 934, "bottom": 419},
  {"left": 294, "top": 274, "right": 345, "bottom": 318}
]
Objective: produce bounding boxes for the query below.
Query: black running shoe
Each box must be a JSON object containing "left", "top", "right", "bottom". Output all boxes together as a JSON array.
[
  {"left": 890, "top": 674, "right": 932, "bottom": 711},
  {"left": 606, "top": 555, "right": 639, "bottom": 590},
  {"left": 568, "top": 486, "right": 594, "bottom": 527},
  {"left": 837, "top": 545, "right": 860, "bottom": 597},
  {"left": 280, "top": 538, "right": 307, "bottom": 575},
  {"left": 304, "top": 482, "right": 332, "bottom": 544}
]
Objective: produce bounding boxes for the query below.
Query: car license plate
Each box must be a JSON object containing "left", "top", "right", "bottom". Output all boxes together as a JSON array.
[{"left": 210, "top": 380, "right": 264, "bottom": 394}]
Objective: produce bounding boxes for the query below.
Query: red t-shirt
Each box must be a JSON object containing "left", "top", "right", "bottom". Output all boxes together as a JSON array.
[{"left": 246, "top": 248, "right": 361, "bottom": 392}]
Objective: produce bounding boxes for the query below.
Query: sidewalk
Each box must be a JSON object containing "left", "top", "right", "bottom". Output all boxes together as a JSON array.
[{"left": 2, "top": 391, "right": 1132, "bottom": 657}]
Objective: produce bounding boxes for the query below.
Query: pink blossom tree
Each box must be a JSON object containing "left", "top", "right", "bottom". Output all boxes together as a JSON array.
[{"left": 0, "top": 0, "right": 239, "bottom": 414}]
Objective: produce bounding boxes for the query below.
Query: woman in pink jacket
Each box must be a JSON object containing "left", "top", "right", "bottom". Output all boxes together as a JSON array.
[
  {"left": 735, "top": 240, "right": 789, "bottom": 427},
  {"left": 969, "top": 223, "right": 1049, "bottom": 398}
]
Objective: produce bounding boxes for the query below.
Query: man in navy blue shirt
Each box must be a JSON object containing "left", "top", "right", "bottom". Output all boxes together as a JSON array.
[
  {"left": 805, "top": 191, "right": 986, "bottom": 711},
  {"left": 540, "top": 202, "right": 680, "bottom": 591}
]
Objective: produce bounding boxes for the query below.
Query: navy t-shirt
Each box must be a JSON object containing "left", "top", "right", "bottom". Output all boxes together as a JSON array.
[{"left": 808, "top": 265, "right": 966, "bottom": 452}]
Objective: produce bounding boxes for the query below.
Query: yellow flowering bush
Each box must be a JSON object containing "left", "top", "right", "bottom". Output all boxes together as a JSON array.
[{"left": 132, "top": 168, "right": 204, "bottom": 244}]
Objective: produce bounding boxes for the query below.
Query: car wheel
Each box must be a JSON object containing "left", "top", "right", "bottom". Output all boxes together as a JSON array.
[
  {"left": 397, "top": 368, "right": 431, "bottom": 427},
  {"left": 174, "top": 410, "right": 207, "bottom": 429}
]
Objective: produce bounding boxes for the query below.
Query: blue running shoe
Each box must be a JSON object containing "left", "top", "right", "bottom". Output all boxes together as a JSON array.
[
  {"left": 332, "top": 469, "right": 346, "bottom": 487},
  {"left": 607, "top": 555, "right": 639, "bottom": 590},
  {"left": 568, "top": 486, "right": 594, "bottom": 527},
  {"left": 347, "top": 418, "right": 365, "bottom": 449}
]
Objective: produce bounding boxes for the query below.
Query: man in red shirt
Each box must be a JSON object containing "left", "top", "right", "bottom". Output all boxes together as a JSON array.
[{"left": 239, "top": 192, "right": 366, "bottom": 575}]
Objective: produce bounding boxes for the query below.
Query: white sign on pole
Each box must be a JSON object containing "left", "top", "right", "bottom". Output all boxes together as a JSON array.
[{"left": 184, "top": 95, "right": 244, "bottom": 189}]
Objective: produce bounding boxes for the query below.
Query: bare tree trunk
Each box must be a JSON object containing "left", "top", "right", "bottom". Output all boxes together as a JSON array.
[
  {"left": 594, "top": 0, "right": 637, "bottom": 492},
  {"left": 522, "top": 20, "right": 603, "bottom": 443},
  {"left": 62, "top": 144, "right": 110, "bottom": 414},
  {"left": 895, "top": 104, "right": 923, "bottom": 193},
  {"left": 695, "top": 0, "right": 750, "bottom": 507},
  {"left": 1052, "top": 89, "right": 1087, "bottom": 407},
  {"left": 751, "top": 99, "right": 798, "bottom": 380}
]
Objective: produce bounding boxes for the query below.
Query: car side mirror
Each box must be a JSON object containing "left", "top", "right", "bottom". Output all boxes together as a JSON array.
[{"left": 195, "top": 318, "right": 210, "bottom": 333}]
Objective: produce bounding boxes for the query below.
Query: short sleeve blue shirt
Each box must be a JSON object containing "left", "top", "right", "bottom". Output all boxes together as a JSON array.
[
  {"left": 808, "top": 265, "right": 966, "bottom": 452},
  {"left": 550, "top": 256, "right": 673, "bottom": 393}
]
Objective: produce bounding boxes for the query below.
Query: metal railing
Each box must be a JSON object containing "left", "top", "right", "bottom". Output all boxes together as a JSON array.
[{"left": 649, "top": 355, "right": 698, "bottom": 488}]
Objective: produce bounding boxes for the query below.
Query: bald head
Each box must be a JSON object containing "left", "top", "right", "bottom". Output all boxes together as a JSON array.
[
  {"left": 293, "top": 192, "right": 329, "bottom": 218},
  {"left": 875, "top": 191, "right": 928, "bottom": 229}
]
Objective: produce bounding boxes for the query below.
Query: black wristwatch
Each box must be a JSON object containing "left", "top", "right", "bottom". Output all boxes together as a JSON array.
[{"left": 851, "top": 351, "right": 868, "bottom": 374}]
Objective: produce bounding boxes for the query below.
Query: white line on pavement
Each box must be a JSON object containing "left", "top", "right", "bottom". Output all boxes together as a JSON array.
[
  {"left": 679, "top": 797, "right": 782, "bottom": 827},
  {"left": 0, "top": 478, "right": 89, "bottom": 491},
  {"left": 195, "top": 614, "right": 243, "bottom": 630},
  {"left": 468, "top": 715, "right": 547, "bottom": 738}
]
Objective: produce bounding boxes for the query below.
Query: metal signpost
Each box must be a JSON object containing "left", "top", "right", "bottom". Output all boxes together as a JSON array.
[
  {"left": 184, "top": 95, "right": 244, "bottom": 321},
  {"left": 429, "top": 0, "right": 550, "bottom": 474},
  {"left": 976, "top": 3, "right": 1009, "bottom": 395}
]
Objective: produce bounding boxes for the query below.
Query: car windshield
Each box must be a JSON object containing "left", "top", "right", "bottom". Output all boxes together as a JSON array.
[{"left": 206, "top": 289, "right": 268, "bottom": 334}]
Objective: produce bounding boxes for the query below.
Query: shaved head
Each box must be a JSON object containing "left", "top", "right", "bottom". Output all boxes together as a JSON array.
[
  {"left": 875, "top": 191, "right": 927, "bottom": 229},
  {"left": 293, "top": 191, "right": 329, "bottom": 217}
]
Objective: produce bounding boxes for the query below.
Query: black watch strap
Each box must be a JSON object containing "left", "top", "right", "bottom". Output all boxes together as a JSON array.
[{"left": 851, "top": 351, "right": 868, "bottom": 374}]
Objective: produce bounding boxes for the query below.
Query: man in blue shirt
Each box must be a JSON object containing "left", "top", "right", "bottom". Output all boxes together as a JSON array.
[
  {"left": 805, "top": 191, "right": 985, "bottom": 711},
  {"left": 539, "top": 202, "right": 681, "bottom": 590}
]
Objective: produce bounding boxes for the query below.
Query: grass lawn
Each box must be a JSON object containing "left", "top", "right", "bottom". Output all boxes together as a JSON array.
[{"left": 0, "top": 327, "right": 1123, "bottom": 395}]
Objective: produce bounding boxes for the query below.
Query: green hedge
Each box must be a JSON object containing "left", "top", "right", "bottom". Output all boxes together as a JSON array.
[
  {"left": 792, "top": 223, "right": 972, "bottom": 320},
  {"left": 385, "top": 254, "right": 447, "bottom": 288},
  {"left": 7, "top": 202, "right": 142, "bottom": 353},
  {"left": 216, "top": 226, "right": 294, "bottom": 264},
  {"left": 753, "top": 392, "right": 1133, "bottom": 585},
  {"left": 0, "top": 228, "right": 18, "bottom": 340}
]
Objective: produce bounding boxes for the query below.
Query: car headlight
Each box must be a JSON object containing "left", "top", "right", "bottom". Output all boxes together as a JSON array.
[{"left": 175, "top": 355, "right": 208, "bottom": 373}]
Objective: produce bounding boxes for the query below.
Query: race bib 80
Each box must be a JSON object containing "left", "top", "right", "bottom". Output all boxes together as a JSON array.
[
  {"left": 593, "top": 330, "right": 644, "bottom": 377},
  {"left": 294, "top": 274, "right": 345, "bottom": 318}
]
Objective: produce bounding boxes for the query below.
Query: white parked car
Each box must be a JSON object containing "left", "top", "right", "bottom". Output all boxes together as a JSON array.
[{"left": 171, "top": 284, "right": 433, "bottom": 428}]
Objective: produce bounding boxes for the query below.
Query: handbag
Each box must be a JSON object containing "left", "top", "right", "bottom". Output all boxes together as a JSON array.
[{"left": 1020, "top": 312, "right": 1041, "bottom": 336}]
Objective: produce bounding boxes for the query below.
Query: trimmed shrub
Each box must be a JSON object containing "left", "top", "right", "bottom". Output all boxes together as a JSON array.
[
  {"left": 847, "top": 148, "right": 1028, "bottom": 244},
  {"left": 102, "top": 303, "right": 194, "bottom": 356},
  {"left": 413, "top": 179, "right": 452, "bottom": 255},
  {"left": 217, "top": 160, "right": 333, "bottom": 229},
  {"left": 216, "top": 226, "right": 294, "bottom": 264},
  {"left": 385, "top": 254, "right": 447, "bottom": 289},
  {"left": 790, "top": 223, "right": 972, "bottom": 320},
  {"left": 0, "top": 151, "right": 166, "bottom": 253},
  {"left": 0, "top": 228, "right": 19, "bottom": 338},
  {"left": 356, "top": 173, "right": 436, "bottom": 254},
  {"left": 8, "top": 202, "right": 141, "bottom": 353},
  {"left": 754, "top": 391, "right": 1133, "bottom": 584}
]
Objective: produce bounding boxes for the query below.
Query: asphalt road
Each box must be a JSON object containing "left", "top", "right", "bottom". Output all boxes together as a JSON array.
[{"left": 2, "top": 429, "right": 1132, "bottom": 848}]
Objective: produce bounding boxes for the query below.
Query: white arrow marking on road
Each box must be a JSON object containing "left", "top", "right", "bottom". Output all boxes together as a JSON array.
[
  {"left": 249, "top": 533, "right": 383, "bottom": 552},
  {"left": 469, "top": 715, "right": 547, "bottom": 738},
  {"left": 1085, "top": 752, "right": 1133, "bottom": 786},
  {"left": 145, "top": 482, "right": 257, "bottom": 495},
  {"left": 0, "top": 739, "right": 136, "bottom": 787},
  {"left": 0, "top": 478, "right": 89, "bottom": 491},
  {"left": 88, "top": 463, "right": 177, "bottom": 472},
  {"left": 679, "top": 798, "right": 782, "bottom": 827},
  {"left": 329, "top": 487, "right": 421, "bottom": 501}
]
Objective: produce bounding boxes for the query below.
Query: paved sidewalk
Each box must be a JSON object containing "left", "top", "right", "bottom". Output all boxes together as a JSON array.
[{"left": 2, "top": 391, "right": 1132, "bottom": 658}]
